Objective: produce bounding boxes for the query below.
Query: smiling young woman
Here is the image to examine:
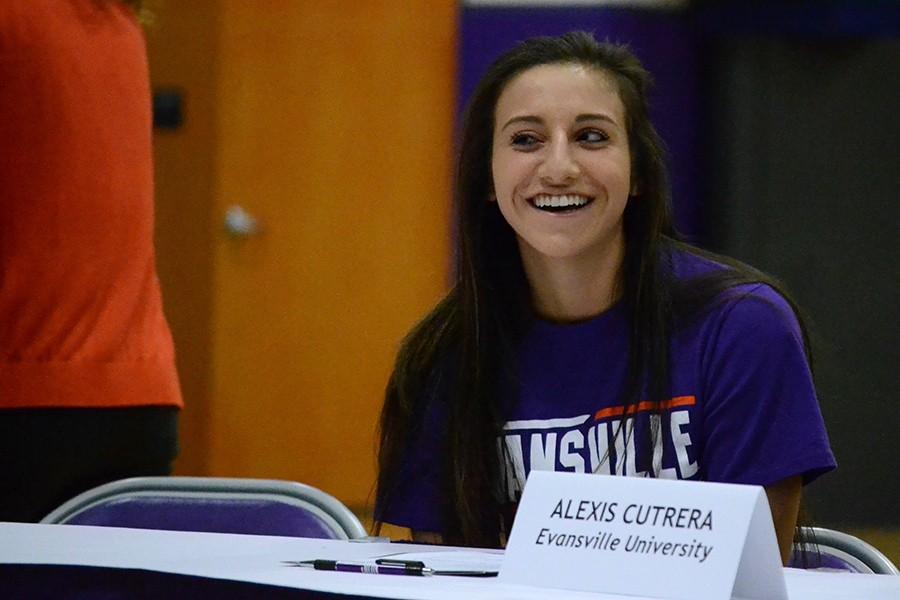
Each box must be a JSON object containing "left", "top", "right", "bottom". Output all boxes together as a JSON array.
[
  {"left": 373, "top": 32, "right": 835, "bottom": 565},
  {"left": 490, "top": 63, "right": 632, "bottom": 323}
]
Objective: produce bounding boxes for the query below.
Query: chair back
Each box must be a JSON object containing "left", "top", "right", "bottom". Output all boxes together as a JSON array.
[
  {"left": 790, "top": 527, "right": 899, "bottom": 575},
  {"left": 40, "top": 476, "right": 367, "bottom": 540}
]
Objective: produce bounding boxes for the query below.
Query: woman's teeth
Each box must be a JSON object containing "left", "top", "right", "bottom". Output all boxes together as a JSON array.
[{"left": 532, "top": 194, "right": 592, "bottom": 212}]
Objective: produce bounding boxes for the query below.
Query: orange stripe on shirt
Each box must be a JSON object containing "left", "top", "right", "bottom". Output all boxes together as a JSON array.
[{"left": 594, "top": 395, "right": 696, "bottom": 421}]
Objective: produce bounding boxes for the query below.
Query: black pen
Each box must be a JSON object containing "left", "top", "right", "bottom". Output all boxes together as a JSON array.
[
  {"left": 377, "top": 558, "right": 497, "bottom": 577},
  {"left": 286, "top": 559, "right": 433, "bottom": 576},
  {"left": 284, "top": 558, "right": 498, "bottom": 577}
]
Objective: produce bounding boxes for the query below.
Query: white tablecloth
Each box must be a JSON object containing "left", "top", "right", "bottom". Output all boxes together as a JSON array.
[{"left": 0, "top": 522, "right": 897, "bottom": 599}]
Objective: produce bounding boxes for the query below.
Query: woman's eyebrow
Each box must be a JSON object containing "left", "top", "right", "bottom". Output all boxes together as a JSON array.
[
  {"left": 500, "top": 115, "right": 543, "bottom": 131},
  {"left": 575, "top": 113, "right": 619, "bottom": 127}
]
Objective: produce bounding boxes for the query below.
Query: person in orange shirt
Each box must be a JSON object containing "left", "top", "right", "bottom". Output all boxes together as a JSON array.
[{"left": 0, "top": 0, "right": 182, "bottom": 521}]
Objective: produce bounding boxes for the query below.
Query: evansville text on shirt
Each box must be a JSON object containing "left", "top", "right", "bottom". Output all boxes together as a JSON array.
[{"left": 500, "top": 399, "right": 699, "bottom": 502}]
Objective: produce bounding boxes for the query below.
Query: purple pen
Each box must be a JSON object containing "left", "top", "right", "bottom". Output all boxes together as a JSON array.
[{"left": 296, "top": 559, "right": 433, "bottom": 576}]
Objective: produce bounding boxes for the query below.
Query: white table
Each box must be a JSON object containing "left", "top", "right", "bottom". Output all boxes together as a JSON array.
[{"left": 0, "top": 522, "right": 897, "bottom": 599}]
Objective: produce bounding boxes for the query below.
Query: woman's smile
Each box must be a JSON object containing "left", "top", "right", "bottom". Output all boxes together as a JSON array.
[{"left": 528, "top": 193, "right": 595, "bottom": 213}]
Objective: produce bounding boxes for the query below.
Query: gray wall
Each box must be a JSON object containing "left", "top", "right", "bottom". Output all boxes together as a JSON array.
[{"left": 706, "top": 38, "right": 900, "bottom": 526}]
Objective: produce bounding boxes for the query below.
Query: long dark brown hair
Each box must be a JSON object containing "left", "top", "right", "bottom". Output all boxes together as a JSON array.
[{"left": 375, "top": 32, "right": 811, "bottom": 548}]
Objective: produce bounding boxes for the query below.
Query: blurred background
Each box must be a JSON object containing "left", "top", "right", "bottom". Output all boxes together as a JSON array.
[{"left": 144, "top": 0, "right": 898, "bottom": 558}]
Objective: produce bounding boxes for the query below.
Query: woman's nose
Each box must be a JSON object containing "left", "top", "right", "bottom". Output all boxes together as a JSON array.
[{"left": 539, "top": 140, "right": 580, "bottom": 184}]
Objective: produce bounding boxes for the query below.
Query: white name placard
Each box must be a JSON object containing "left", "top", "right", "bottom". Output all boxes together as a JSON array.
[{"left": 500, "top": 471, "right": 787, "bottom": 600}]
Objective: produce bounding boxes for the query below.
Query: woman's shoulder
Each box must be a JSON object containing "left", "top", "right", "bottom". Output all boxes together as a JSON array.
[
  {"left": 665, "top": 241, "right": 764, "bottom": 283},
  {"left": 708, "top": 283, "right": 803, "bottom": 346},
  {"left": 665, "top": 242, "right": 804, "bottom": 340}
]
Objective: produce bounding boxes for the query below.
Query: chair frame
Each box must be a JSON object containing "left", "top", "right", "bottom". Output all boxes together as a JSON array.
[
  {"left": 801, "top": 526, "right": 899, "bottom": 575},
  {"left": 40, "top": 476, "right": 368, "bottom": 540}
]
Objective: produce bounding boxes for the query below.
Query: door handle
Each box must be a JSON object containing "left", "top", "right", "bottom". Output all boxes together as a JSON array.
[{"left": 224, "top": 205, "right": 261, "bottom": 238}]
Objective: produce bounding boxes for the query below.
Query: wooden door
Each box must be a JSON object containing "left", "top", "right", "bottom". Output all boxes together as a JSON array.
[
  {"left": 148, "top": 1, "right": 221, "bottom": 477},
  {"left": 205, "top": 2, "right": 456, "bottom": 511}
]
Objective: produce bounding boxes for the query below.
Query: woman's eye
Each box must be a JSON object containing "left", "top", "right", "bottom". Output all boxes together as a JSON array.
[
  {"left": 578, "top": 129, "right": 609, "bottom": 144},
  {"left": 510, "top": 133, "right": 540, "bottom": 149}
]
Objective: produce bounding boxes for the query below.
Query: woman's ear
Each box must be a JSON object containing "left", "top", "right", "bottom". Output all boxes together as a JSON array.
[{"left": 630, "top": 180, "right": 640, "bottom": 197}]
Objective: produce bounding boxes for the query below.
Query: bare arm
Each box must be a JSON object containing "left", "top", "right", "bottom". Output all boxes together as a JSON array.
[
  {"left": 411, "top": 531, "right": 444, "bottom": 544},
  {"left": 764, "top": 475, "right": 802, "bottom": 565}
]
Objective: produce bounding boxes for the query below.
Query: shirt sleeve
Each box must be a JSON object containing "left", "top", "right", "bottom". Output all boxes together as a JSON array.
[
  {"left": 700, "top": 285, "right": 836, "bottom": 487},
  {"left": 375, "top": 393, "right": 447, "bottom": 534}
]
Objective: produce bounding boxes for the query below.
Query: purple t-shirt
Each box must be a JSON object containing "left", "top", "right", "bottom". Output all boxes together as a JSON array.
[{"left": 382, "top": 251, "right": 836, "bottom": 533}]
